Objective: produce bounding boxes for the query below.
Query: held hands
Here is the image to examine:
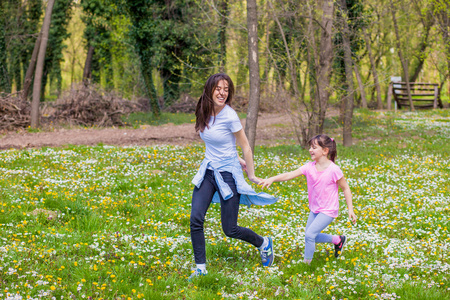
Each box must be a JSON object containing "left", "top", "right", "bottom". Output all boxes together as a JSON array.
[
  {"left": 248, "top": 176, "right": 262, "bottom": 185},
  {"left": 259, "top": 178, "right": 274, "bottom": 188}
]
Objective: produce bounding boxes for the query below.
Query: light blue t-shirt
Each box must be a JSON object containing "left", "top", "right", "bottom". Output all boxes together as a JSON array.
[{"left": 199, "top": 105, "right": 243, "bottom": 162}]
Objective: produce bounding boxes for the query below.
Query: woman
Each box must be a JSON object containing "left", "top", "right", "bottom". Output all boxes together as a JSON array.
[{"left": 189, "top": 73, "right": 277, "bottom": 279}]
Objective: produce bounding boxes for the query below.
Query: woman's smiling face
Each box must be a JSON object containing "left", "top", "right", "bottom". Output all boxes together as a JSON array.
[{"left": 212, "top": 80, "right": 229, "bottom": 110}]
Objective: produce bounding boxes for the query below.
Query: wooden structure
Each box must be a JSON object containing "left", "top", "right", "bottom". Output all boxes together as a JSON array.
[{"left": 388, "top": 82, "right": 443, "bottom": 110}]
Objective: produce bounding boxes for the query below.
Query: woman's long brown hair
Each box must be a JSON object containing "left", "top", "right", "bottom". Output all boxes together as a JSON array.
[{"left": 195, "top": 73, "right": 235, "bottom": 132}]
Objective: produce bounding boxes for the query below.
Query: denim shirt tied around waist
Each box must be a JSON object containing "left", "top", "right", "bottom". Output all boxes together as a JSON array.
[{"left": 192, "top": 156, "right": 278, "bottom": 207}]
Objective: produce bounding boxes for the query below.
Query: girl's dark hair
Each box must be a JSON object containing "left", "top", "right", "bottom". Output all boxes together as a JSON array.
[
  {"left": 308, "top": 134, "right": 337, "bottom": 162},
  {"left": 195, "top": 73, "right": 235, "bottom": 132}
]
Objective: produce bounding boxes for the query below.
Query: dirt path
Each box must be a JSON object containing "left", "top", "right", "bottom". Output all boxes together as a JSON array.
[{"left": 0, "top": 113, "right": 295, "bottom": 149}]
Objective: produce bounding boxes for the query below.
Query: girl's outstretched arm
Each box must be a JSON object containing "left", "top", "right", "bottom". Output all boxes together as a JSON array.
[
  {"left": 234, "top": 129, "right": 260, "bottom": 184},
  {"left": 259, "top": 168, "right": 303, "bottom": 188},
  {"left": 337, "top": 176, "right": 357, "bottom": 224}
]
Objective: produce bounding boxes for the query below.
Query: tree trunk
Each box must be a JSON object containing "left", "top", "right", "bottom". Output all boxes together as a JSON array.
[
  {"left": 305, "top": 4, "right": 319, "bottom": 144},
  {"left": 387, "top": 82, "right": 393, "bottom": 110},
  {"left": 363, "top": 27, "right": 382, "bottom": 109},
  {"left": 31, "top": 0, "right": 55, "bottom": 128},
  {"left": 315, "top": 0, "right": 334, "bottom": 133},
  {"left": 390, "top": 0, "right": 414, "bottom": 111},
  {"left": 218, "top": 0, "right": 228, "bottom": 73},
  {"left": 340, "top": 0, "right": 355, "bottom": 147},
  {"left": 354, "top": 64, "right": 367, "bottom": 108},
  {"left": 22, "top": 34, "right": 41, "bottom": 100},
  {"left": 83, "top": 44, "right": 95, "bottom": 84},
  {"left": 245, "top": 0, "right": 260, "bottom": 152}
]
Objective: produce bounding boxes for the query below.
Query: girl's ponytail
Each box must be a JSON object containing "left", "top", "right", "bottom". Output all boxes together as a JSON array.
[{"left": 329, "top": 137, "right": 337, "bottom": 162}]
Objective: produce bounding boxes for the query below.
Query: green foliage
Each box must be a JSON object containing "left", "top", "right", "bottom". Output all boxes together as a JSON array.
[
  {"left": 43, "top": 0, "right": 74, "bottom": 100},
  {"left": 333, "top": 0, "right": 365, "bottom": 81},
  {"left": 81, "top": 0, "right": 115, "bottom": 88},
  {"left": 120, "top": 0, "right": 217, "bottom": 108},
  {"left": 0, "top": 0, "right": 42, "bottom": 94}
]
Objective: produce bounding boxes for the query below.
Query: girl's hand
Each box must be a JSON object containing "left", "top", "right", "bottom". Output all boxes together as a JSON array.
[
  {"left": 238, "top": 157, "right": 247, "bottom": 173},
  {"left": 348, "top": 209, "right": 357, "bottom": 224},
  {"left": 259, "top": 178, "right": 274, "bottom": 188}
]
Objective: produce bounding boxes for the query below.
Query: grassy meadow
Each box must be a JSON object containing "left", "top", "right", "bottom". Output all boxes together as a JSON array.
[{"left": 0, "top": 109, "right": 449, "bottom": 300}]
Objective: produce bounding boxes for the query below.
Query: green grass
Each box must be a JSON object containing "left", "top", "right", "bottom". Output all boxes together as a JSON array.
[{"left": 0, "top": 109, "right": 449, "bottom": 299}]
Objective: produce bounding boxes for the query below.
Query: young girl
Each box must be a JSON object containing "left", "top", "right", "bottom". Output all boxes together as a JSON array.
[
  {"left": 260, "top": 134, "right": 357, "bottom": 263},
  {"left": 189, "top": 73, "right": 277, "bottom": 279}
]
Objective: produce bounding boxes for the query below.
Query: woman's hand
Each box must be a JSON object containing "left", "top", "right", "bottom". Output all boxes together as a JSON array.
[
  {"left": 259, "top": 178, "right": 274, "bottom": 188},
  {"left": 238, "top": 156, "right": 247, "bottom": 174}
]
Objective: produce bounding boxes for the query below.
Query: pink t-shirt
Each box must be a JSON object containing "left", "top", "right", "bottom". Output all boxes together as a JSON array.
[{"left": 299, "top": 161, "right": 344, "bottom": 218}]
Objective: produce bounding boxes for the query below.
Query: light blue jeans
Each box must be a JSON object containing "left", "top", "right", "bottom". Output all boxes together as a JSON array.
[{"left": 304, "top": 211, "right": 335, "bottom": 260}]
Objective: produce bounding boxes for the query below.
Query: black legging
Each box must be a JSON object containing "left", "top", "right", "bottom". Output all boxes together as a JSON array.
[{"left": 190, "top": 169, "right": 264, "bottom": 264}]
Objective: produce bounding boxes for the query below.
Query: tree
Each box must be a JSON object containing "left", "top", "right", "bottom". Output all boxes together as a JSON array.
[
  {"left": 218, "top": 0, "right": 229, "bottom": 73},
  {"left": 120, "top": 0, "right": 160, "bottom": 116},
  {"left": 7, "top": 1, "right": 24, "bottom": 92},
  {"left": 41, "top": 0, "right": 74, "bottom": 99},
  {"left": 362, "top": 26, "right": 381, "bottom": 109},
  {"left": 245, "top": 0, "right": 260, "bottom": 152},
  {"left": 22, "top": 35, "right": 41, "bottom": 100},
  {"left": 432, "top": 0, "right": 450, "bottom": 89},
  {"left": 409, "top": 0, "right": 435, "bottom": 83},
  {"left": 390, "top": 0, "right": 414, "bottom": 111},
  {"left": 266, "top": 0, "right": 307, "bottom": 144},
  {"left": 338, "top": 0, "right": 355, "bottom": 147},
  {"left": 333, "top": 0, "right": 365, "bottom": 116},
  {"left": 265, "top": 0, "right": 336, "bottom": 147},
  {"left": 121, "top": 0, "right": 217, "bottom": 113},
  {"left": 31, "top": 0, "right": 55, "bottom": 128},
  {"left": 1, "top": 0, "right": 41, "bottom": 95},
  {"left": 81, "top": 0, "right": 114, "bottom": 88},
  {"left": 21, "top": 0, "right": 43, "bottom": 100},
  {"left": 313, "top": 0, "right": 334, "bottom": 135}
]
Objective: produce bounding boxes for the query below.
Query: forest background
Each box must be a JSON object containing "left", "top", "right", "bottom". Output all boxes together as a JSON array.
[{"left": 1, "top": 0, "right": 450, "bottom": 147}]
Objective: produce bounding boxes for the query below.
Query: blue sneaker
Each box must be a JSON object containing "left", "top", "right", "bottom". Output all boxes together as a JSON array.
[
  {"left": 260, "top": 237, "right": 274, "bottom": 267},
  {"left": 188, "top": 268, "right": 207, "bottom": 281}
]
